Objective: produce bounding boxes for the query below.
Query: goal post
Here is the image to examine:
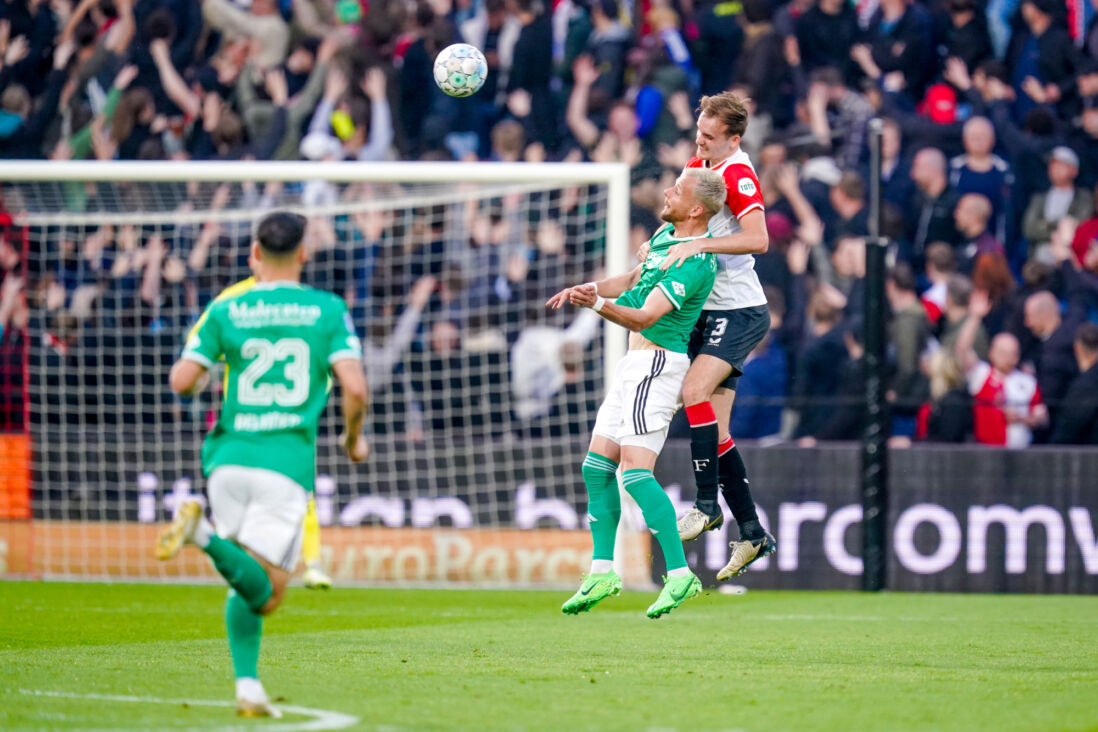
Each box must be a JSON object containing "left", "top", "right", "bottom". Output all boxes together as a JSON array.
[{"left": 0, "top": 160, "right": 657, "bottom": 588}]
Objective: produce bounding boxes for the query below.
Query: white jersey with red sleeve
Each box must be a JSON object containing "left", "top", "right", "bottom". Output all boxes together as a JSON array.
[
  {"left": 685, "top": 150, "right": 768, "bottom": 310},
  {"left": 967, "top": 361, "right": 1043, "bottom": 448}
]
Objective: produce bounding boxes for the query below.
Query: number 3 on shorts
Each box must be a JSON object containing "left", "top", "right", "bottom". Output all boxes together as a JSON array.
[{"left": 707, "top": 317, "right": 728, "bottom": 346}]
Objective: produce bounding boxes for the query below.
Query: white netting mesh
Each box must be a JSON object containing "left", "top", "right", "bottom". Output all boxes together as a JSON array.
[{"left": 3, "top": 165, "right": 640, "bottom": 585}]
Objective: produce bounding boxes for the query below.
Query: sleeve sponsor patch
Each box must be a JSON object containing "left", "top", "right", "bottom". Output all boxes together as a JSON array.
[
  {"left": 672, "top": 281, "right": 686, "bottom": 297},
  {"left": 738, "top": 178, "right": 757, "bottom": 196}
]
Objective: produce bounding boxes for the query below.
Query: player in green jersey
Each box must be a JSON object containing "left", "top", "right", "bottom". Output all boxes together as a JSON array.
[
  {"left": 546, "top": 167, "right": 726, "bottom": 618},
  {"left": 156, "top": 212, "right": 369, "bottom": 718}
]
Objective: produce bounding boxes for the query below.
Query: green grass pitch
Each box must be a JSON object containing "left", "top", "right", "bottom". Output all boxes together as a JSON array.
[{"left": 2, "top": 582, "right": 1096, "bottom": 732}]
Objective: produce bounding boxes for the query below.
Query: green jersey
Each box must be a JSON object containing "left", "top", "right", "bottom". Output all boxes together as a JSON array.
[
  {"left": 181, "top": 282, "right": 363, "bottom": 491},
  {"left": 615, "top": 224, "right": 718, "bottom": 352}
]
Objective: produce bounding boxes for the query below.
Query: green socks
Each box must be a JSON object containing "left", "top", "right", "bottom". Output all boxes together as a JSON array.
[
  {"left": 582, "top": 452, "right": 621, "bottom": 561},
  {"left": 621, "top": 469, "right": 688, "bottom": 571},
  {"left": 204, "top": 535, "right": 273, "bottom": 612},
  {"left": 226, "top": 590, "right": 262, "bottom": 679}
]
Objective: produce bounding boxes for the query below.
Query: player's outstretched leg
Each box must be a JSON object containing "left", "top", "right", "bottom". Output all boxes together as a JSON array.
[
  {"left": 563, "top": 452, "right": 623, "bottom": 614},
  {"left": 619, "top": 469, "right": 702, "bottom": 618},
  {"left": 301, "top": 497, "right": 332, "bottom": 590},
  {"left": 678, "top": 402, "right": 724, "bottom": 541},
  {"left": 156, "top": 499, "right": 282, "bottom": 718},
  {"left": 715, "top": 437, "right": 776, "bottom": 580}
]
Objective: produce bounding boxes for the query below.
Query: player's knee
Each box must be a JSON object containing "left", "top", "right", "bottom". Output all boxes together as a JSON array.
[
  {"left": 681, "top": 381, "right": 710, "bottom": 407},
  {"left": 259, "top": 587, "right": 285, "bottom": 615}
]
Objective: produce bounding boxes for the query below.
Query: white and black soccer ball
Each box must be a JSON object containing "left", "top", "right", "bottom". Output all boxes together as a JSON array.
[{"left": 433, "top": 43, "right": 488, "bottom": 98}]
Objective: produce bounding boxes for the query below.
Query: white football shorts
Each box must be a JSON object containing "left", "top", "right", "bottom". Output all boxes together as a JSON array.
[
  {"left": 207, "top": 465, "right": 307, "bottom": 572},
  {"left": 592, "top": 348, "right": 690, "bottom": 454}
]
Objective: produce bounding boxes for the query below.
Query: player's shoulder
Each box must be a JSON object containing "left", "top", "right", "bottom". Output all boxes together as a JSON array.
[
  {"left": 685, "top": 156, "right": 703, "bottom": 169},
  {"left": 212, "top": 277, "right": 258, "bottom": 303},
  {"left": 724, "top": 164, "right": 761, "bottom": 199}
]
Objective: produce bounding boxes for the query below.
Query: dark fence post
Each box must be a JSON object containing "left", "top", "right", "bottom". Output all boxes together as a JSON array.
[{"left": 863, "top": 118, "right": 889, "bottom": 592}]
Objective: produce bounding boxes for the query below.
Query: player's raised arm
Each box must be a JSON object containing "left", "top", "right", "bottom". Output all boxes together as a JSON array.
[
  {"left": 570, "top": 284, "right": 674, "bottom": 332},
  {"left": 545, "top": 265, "right": 642, "bottom": 309},
  {"left": 661, "top": 207, "right": 768, "bottom": 269},
  {"left": 332, "top": 358, "right": 370, "bottom": 463}
]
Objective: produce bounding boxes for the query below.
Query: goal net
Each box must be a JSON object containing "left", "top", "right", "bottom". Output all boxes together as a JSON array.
[{"left": 0, "top": 160, "right": 651, "bottom": 587}]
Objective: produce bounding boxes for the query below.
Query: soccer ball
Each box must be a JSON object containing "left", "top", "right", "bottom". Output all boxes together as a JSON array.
[{"left": 433, "top": 43, "right": 488, "bottom": 98}]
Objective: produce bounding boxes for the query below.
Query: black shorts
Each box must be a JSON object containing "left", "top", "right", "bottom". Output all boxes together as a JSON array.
[{"left": 687, "top": 305, "right": 771, "bottom": 390}]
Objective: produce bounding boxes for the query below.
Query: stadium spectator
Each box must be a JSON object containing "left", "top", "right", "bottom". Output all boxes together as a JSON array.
[
  {"left": 970, "top": 251, "right": 1017, "bottom": 336},
  {"left": 941, "top": 0, "right": 994, "bottom": 73},
  {"left": 940, "top": 273, "right": 988, "bottom": 358},
  {"left": 581, "top": 0, "right": 630, "bottom": 110},
  {"left": 729, "top": 285, "right": 789, "bottom": 440},
  {"left": 734, "top": 0, "right": 790, "bottom": 127},
  {"left": 805, "top": 67, "right": 874, "bottom": 173},
  {"left": 567, "top": 55, "right": 657, "bottom": 179},
  {"left": 880, "top": 118, "right": 914, "bottom": 210},
  {"left": 1022, "top": 289, "right": 1081, "bottom": 430},
  {"left": 956, "top": 289, "right": 1048, "bottom": 447},
  {"left": 853, "top": 0, "right": 935, "bottom": 100},
  {"left": 301, "top": 66, "right": 393, "bottom": 163},
  {"left": 907, "top": 148, "right": 960, "bottom": 266},
  {"left": 826, "top": 171, "right": 868, "bottom": 246},
  {"left": 1048, "top": 322, "right": 1098, "bottom": 444},
  {"left": 812, "top": 233, "right": 865, "bottom": 320},
  {"left": 917, "top": 348, "right": 972, "bottom": 444},
  {"left": 1071, "top": 186, "right": 1098, "bottom": 271},
  {"left": 886, "top": 263, "right": 930, "bottom": 429},
  {"left": 693, "top": 0, "right": 745, "bottom": 95},
  {"left": 1022, "top": 146, "right": 1095, "bottom": 260},
  {"left": 794, "top": 0, "right": 858, "bottom": 81},
  {"left": 507, "top": 0, "right": 557, "bottom": 151},
  {"left": 954, "top": 193, "right": 1006, "bottom": 272},
  {"left": 949, "top": 117, "right": 1013, "bottom": 243},
  {"left": 510, "top": 304, "right": 600, "bottom": 424},
  {"left": 1069, "top": 89, "right": 1098, "bottom": 188},
  {"left": 1007, "top": 0, "right": 1085, "bottom": 118},
  {"left": 799, "top": 317, "right": 865, "bottom": 443},
  {"left": 792, "top": 288, "right": 847, "bottom": 438},
  {"left": 0, "top": 40, "right": 73, "bottom": 159},
  {"left": 202, "top": 0, "right": 289, "bottom": 69},
  {"left": 921, "top": 242, "right": 957, "bottom": 324}
]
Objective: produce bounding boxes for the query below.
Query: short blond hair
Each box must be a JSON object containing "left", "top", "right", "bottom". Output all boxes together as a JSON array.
[{"left": 683, "top": 168, "right": 727, "bottom": 216}]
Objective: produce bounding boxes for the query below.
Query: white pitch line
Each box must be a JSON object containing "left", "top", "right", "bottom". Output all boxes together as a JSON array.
[{"left": 17, "top": 689, "right": 360, "bottom": 731}]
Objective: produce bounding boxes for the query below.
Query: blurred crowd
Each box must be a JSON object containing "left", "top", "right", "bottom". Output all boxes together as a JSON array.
[{"left": 2, "top": 0, "right": 1098, "bottom": 446}]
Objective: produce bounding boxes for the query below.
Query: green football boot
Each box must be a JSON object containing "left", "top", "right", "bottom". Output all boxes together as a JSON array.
[
  {"left": 561, "top": 571, "right": 622, "bottom": 614},
  {"left": 646, "top": 572, "right": 702, "bottom": 619}
]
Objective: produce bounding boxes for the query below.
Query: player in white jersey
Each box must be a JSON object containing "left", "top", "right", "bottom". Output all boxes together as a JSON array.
[{"left": 659, "top": 92, "right": 776, "bottom": 580}]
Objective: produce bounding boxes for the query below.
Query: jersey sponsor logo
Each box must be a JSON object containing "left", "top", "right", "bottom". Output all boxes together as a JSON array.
[
  {"left": 233, "top": 411, "right": 305, "bottom": 431},
  {"left": 185, "top": 335, "right": 201, "bottom": 351},
  {"left": 737, "top": 178, "right": 757, "bottom": 196},
  {"left": 672, "top": 281, "right": 686, "bottom": 297},
  {"left": 228, "top": 300, "right": 323, "bottom": 328}
]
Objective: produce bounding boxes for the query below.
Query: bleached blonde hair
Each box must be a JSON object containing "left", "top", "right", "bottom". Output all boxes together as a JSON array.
[{"left": 683, "top": 168, "right": 727, "bottom": 216}]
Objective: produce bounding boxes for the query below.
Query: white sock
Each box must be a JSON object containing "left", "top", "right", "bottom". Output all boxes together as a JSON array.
[
  {"left": 193, "top": 518, "right": 213, "bottom": 549},
  {"left": 667, "top": 567, "right": 692, "bottom": 578},
  {"left": 589, "top": 559, "right": 614, "bottom": 574},
  {"left": 235, "top": 677, "right": 267, "bottom": 702}
]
